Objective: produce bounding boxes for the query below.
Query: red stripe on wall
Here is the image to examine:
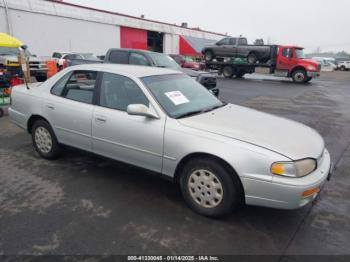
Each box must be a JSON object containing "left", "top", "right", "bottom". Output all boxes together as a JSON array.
[
  {"left": 120, "top": 27, "right": 147, "bottom": 50},
  {"left": 179, "top": 36, "right": 198, "bottom": 56}
]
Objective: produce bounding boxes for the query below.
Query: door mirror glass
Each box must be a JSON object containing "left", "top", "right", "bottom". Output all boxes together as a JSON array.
[{"left": 127, "top": 104, "right": 159, "bottom": 119}]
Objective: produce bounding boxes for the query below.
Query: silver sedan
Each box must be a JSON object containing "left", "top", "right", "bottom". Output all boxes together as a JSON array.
[{"left": 9, "top": 64, "right": 332, "bottom": 217}]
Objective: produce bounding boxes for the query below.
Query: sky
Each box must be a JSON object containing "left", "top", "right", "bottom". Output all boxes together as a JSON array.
[{"left": 65, "top": 0, "right": 350, "bottom": 53}]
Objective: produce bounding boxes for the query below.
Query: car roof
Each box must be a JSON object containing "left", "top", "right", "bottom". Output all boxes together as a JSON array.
[{"left": 67, "top": 63, "right": 182, "bottom": 78}]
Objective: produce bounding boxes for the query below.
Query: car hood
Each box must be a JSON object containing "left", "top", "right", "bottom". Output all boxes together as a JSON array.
[
  {"left": 177, "top": 104, "right": 324, "bottom": 160},
  {"left": 300, "top": 59, "right": 320, "bottom": 68},
  {"left": 180, "top": 68, "right": 212, "bottom": 77}
]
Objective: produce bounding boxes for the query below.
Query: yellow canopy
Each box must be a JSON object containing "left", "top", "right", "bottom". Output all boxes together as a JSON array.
[{"left": 0, "top": 33, "right": 23, "bottom": 48}]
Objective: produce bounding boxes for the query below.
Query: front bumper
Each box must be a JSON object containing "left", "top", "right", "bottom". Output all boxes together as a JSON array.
[
  {"left": 243, "top": 149, "right": 332, "bottom": 209},
  {"left": 307, "top": 71, "right": 320, "bottom": 78}
]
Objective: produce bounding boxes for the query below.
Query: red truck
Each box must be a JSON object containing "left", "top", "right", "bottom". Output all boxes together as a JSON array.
[{"left": 205, "top": 45, "right": 321, "bottom": 83}]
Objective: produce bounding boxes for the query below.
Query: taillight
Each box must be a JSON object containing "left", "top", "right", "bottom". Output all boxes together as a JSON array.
[
  {"left": 62, "top": 60, "right": 68, "bottom": 69},
  {"left": 10, "top": 77, "right": 24, "bottom": 87}
]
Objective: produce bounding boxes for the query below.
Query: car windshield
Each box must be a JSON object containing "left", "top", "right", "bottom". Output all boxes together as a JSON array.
[
  {"left": 0, "top": 47, "right": 31, "bottom": 56},
  {"left": 81, "top": 53, "right": 100, "bottom": 61},
  {"left": 148, "top": 53, "right": 181, "bottom": 69},
  {"left": 142, "top": 74, "right": 224, "bottom": 119},
  {"left": 295, "top": 49, "right": 306, "bottom": 59}
]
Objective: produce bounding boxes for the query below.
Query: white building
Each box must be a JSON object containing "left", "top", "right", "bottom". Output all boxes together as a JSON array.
[{"left": 0, "top": 0, "right": 225, "bottom": 56}]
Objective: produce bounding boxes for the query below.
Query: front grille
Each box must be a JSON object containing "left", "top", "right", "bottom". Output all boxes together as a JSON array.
[{"left": 29, "top": 62, "right": 47, "bottom": 70}]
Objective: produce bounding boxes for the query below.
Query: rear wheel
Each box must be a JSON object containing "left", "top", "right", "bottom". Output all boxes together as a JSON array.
[
  {"left": 292, "top": 70, "right": 307, "bottom": 83},
  {"left": 35, "top": 75, "right": 47, "bottom": 82},
  {"left": 223, "top": 66, "right": 233, "bottom": 78},
  {"left": 32, "top": 120, "right": 61, "bottom": 159},
  {"left": 247, "top": 53, "right": 257, "bottom": 64},
  {"left": 204, "top": 50, "right": 214, "bottom": 62},
  {"left": 0, "top": 108, "right": 4, "bottom": 118},
  {"left": 179, "top": 157, "right": 243, "bottom": 217},
  {"left": 340, "top": 66, "right": 346, "bottom": 71}
]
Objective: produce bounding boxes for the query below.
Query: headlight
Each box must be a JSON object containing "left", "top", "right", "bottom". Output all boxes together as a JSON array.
[
  {"left": 271, "top": 159, "right": 317, "bottom": 177},
  {"left": 307, "top": 65, "right": 316, "bottom": 71}
]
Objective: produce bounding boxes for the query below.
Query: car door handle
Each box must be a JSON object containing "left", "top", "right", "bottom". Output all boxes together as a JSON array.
[
  {"left": 95, "top": 116, "right": 107, "bottom": 123},
  {"left": 46, "top": 104, "right": 55, "bottom": 110}
]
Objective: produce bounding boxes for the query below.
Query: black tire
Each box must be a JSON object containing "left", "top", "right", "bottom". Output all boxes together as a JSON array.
[
  {"left": 35, "top": 75, "right": 47, "bottom": 82},
  {"left": 204, "top": 50, "right": 214, "bottom": 62},
  {"left": 0, "top": 108, "right": 4, "bottom": 118},
  {"left": 340, "top": 66, "right": 345, "bottom": 71},
  {"left": 292, "top": 69, "right": 307, "bottom": 83},
  {"left": 31, "top": 119, "right": 61, "bottom": 160},
  {"left": 222, "top": 66, "right": 233, "bottom": 78},
  {"left": 179, "top": 157, "right": 243, "bottom": 217},
  {"left": 247, "top": 53, "right": 257, "bottom": 64},
  {"left": 234, "top": 72, "right": 245, "bottom": 79}
]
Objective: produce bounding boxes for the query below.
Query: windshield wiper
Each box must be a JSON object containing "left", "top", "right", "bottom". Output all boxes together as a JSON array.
[
  {"left": 176, "top": 110, "right": 205, "bottom": 119},
  {"left": 176, "top": 103, "right": 227, "bottom": 119},
  {"left": 202, "top": 102, "right": 228, "bottom": 113}
]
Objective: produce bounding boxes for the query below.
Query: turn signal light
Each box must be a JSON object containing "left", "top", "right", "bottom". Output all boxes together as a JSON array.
[
  {"left": 271, "top": 163, "right": 285, "bottom": 175},
  {"left": 302, "top": 187, "right": 320, "bottom": 198}
]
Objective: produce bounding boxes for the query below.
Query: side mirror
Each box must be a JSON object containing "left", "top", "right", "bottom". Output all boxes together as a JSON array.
[
  {"left": 127, "top": 104, "right": 159, "bottom": 119},
  {"left": 21, "top": 44, "right": 28, "bottom": 50}
]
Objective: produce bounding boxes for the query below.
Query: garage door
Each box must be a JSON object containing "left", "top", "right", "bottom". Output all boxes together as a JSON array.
[{"left": 120, "top": 27, "right": 147, "bottom": 50}]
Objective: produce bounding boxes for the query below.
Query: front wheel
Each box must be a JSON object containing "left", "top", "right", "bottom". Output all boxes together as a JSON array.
[
  {"left": 32, "top": 120, "right": 61, "bottom": 159},
  {"left": 180, "top": 157, "right": 243, "bottom": 217},
  {"left": 204, "top": 50, "right": 214, "bottom": 62},
  {"left": 292, "top": 70, "right": 307, "bottom": 83},
  {"left": 0, "top": 108, "right": 4, "bottom": 118},
  {"left": 35, "top": 75, "right": 47, "bottom": 82}
]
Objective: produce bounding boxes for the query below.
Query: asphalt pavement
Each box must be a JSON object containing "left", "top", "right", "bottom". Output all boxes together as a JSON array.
[{"left": 0, "top": 71, "right": 350, "bottom": 258}]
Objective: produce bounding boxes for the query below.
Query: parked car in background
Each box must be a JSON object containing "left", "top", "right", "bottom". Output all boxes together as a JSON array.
[
  {"left": 52, "top": 52, "right": 102, "bottom": 69},
  {"left": 104, "top": 49, "right": 218, "bottom": 96},
  {"left": 9, "top": 64, "right": 332, "bottom": 217},
  {"left": 0, "top": 33, "right": 48, "bottom": 83},
  {"left": 169, "top": 54, "right": 205, "bottom": 70},
  {"left": 337, "top": 61, "right": 350, "bottom": 71},
  {"left": 312, "top": 57, "right": 337, "bottom": 71},
  {"left": 202, "top": 37, "right": 272, "bottom": 64}
]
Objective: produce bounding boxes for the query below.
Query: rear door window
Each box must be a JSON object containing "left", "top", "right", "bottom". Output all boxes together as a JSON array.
[
  {"left": 229, "top": 38, "right": 237, "bottom": 45},
  {"left": 60, "top": 71, "right": 98, "bottom": 104},
  {"left": 108, "top": 51, "right": 129, "bottom": 64},
  {"left": 238, "top": 38, "right": 247, "bottom": 45}
]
